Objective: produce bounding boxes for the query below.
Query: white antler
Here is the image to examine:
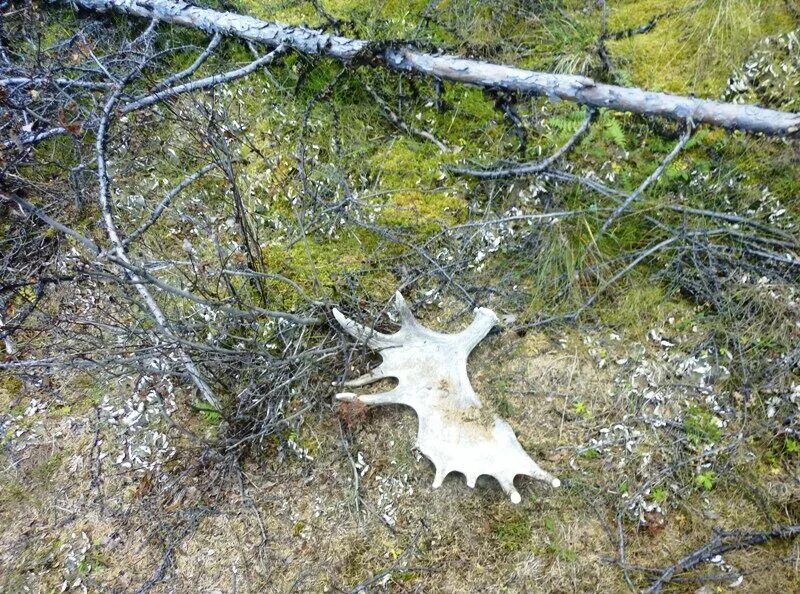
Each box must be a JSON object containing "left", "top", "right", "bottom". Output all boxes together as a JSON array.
[{"left": 333, "top": 292, "right": 560, "bottom": 504}]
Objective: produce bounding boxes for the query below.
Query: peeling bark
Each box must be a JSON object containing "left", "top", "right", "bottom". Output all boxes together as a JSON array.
[{"left": 71, "top": 0, "right": 800, "bottom": 136}]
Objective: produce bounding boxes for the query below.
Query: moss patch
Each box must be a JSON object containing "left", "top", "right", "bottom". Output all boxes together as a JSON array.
[{"left": 608, "top": 0, "right": 795, "bottom": 96}]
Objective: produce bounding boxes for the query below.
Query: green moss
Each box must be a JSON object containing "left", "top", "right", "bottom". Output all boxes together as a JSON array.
[
  {"left": 371, "top": 140, "right": 444, "bottom": 188},
  {"left": 0, "top": 373, "right": 24, "bottom": 409},
  {"left": 235, "top": 0, "right": 431, "bottom": 36},
  {"left": 491, "top": 510, "right": 532, "bottom": 551},
  {"left": 261, "top": 230, "right": 394, "bottom": 303},
  {"left": 376, "top": 190, "right": 465, "bottom": 229},
  {"left": 368, "top": 139, "right": 467, "bottom": 230},
  {"left": 31, "top": 452, "right": 65, "bottom": 483},
  {"left": 597, "top": 284, "right": 685, "bottom": 336},
  {"left": 608, "top": 0, "right": 795, "bottom": 96}
]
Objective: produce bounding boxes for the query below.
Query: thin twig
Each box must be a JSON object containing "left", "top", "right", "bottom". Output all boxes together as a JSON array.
[
  {"left": 598, "top": 123, "right": 693, "bottom": 236},
  {"left": 122, "top": 45, "right": 286, "bottom": 113},
  {"left": 450, "top": 107, "right": 596, "bottom": 178},
  {"left": 644, "top": 525, "right": 800, "bottom": 593},
  {"left": 363, "top": 80, "right": 449, "bottom": 152},
  {"left": 149, "top": 32, "right": 223, "bottom": 94},
  {"left": 123, "top": 162, "right": 217, "bottom": 246}
]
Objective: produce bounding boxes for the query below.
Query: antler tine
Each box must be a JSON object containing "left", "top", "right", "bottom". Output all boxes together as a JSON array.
[
  {"left": 332, "top": 308, "right": 397, "bottom": 349},
  {"left": 526, "top": 461, "right": 561, "bottom": 488},
  {"left": 394, "top": 291, "right": 419, "bottom": 329},
  {"left": 458, "top": 307, "right": 500, "bottom": 351},
  {"left": 498, "top": 477, "right": 523, "bottom": 504},
  {"left": 336, "top": 366, "right": 386, "bottom": 388},
  {"left": 335, "top": 389, "right": 405, "bottom": 406}
]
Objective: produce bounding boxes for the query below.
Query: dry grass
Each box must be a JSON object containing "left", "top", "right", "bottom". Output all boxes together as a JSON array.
[{"left": 3, "top": 300, "right": 798, "bottom": 592}]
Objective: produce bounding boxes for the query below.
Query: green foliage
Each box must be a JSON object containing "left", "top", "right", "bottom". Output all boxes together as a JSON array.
[
  {"left": 607, "top": 0, "right": 795, "bottom": 96},
  {"left": 684, "top": 406, "right": 723, "bottom": 446},
  {"left": 546, "top": 541, "right": 578, "bottom": 562},
  {"left": 494, "top": 397, "right": 515, "bottom": 417},
  {"left": 650, "top": 487, "right": 668, "bottom": 504},
  {"left": 601, "top": 117, "right": 627, "bottom": 151},
  {"left": 695, "top": 470, "right": 716, "bottom": 491},
  {"left": 194, "top": 400, "right": 222, "bottom": 424},
  {"left": 491, "top": 510, "right": 532, "bottom": 551},
  {"left": 580, "top": 448, "right": 600, "bottom": 459}
]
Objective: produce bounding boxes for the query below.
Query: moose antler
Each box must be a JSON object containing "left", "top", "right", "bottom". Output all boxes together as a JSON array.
[{"left": 333, "top": 293, "right": 560, "bottom": 504}]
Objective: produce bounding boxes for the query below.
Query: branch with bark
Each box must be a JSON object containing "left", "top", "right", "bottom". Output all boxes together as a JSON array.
[{"left": 70, "top": 0, "right": 800, "bottom": 136}]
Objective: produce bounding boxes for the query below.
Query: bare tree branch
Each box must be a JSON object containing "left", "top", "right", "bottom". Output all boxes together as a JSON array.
[
  {"left": 599, "top": 123, "right": 694, "bottom": 236},
  {"left": 148, "top": 31, "right": 222, "bottom": 94},
  {"left": 121, "top": 44, "right": 286, "bottom": 113},
  {"left": 72, "top": 0, "right": 800, "bottom": 135},
  {"left": 122, "top": 162, "right": 217, "bottom": 247},
  {"left": 362, "top": 80, "right": 449, "bottom": 152},
  {"left": 450, "top": 107, "right": 596, "bottom": 178},
  {"left": 644, "top": 525, "right": 800, "bottom": 593}
]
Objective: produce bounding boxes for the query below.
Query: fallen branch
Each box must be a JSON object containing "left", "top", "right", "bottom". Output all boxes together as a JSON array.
[
  {"left": 599, "top": 122, "right": 694, "bottom": 235},
  {"left": 122, "top": 44, "right": 286, "bottom": 113},
  {"left": 644, "top": 524, "right": 800, "bottom": 593},
  {"left": 71, "top": 0, "right": 800, "bottom": 136},
  {"left": 1, "top": 126, "right": 69, "bottom": 150},
  {"left": 450, "top": 107, "right": 596, "bottom": 178},
  {"left": 122, "top": 162, "right": 218, "bottom": 246},
  {"left": 148, "top": 31, "right": 222, "bottom": 94},
  {"left": 362, "top": 80, "right": 449, "bottom": 152}
]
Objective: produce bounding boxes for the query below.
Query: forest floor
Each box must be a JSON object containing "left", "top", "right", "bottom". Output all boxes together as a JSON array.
[
  {"left": 2, "top": 0, "right": 800, "bottom": 592},
  {"left": 3, "top": 301, "right": 799, "bottom": 592}
]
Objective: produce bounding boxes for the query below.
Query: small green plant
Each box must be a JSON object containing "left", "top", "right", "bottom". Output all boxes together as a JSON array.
[
  {"left": 695, "top": 470, "right": 716, "bottom": 491},
  {"left": 194, "top": 400, "right": 221, "bottom": 424},
  {"left": 495, "top": 397, "right": 514, "bottom": 417},
  {"left": 684, "top": 406, "right": 723, "bottom": 446},
  {"left": 784, "top": 436, "right": 799, "bottom": 456},
  {"left": 546, "top": 542, "right": 578, "bottom": 562},
  {"left": 651, "top": 487, "right": 668, "bottom": 503},
  {"left": 602, "top": 116, "right": 627, "bottom": 150},
  {"left": 573, "top": 401, "right": 588, "bottom": 417}
]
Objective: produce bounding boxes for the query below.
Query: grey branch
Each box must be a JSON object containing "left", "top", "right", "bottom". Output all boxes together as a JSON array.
[
  {"left": 121, "top": 44, "right": 286, "bottom": 113},
  {"left": 3, "top": 192, "right": 101, "bottom": 255},
  {"left": 599, "top": 123, "right": 694, "bottom": 235},
  {"left": 450, "top": 107, "right": 596, "bottom": 178},
  {"left": 149, "top": 31, "right": 222, "bottom": 94},
  {"left": 363, "top": 81, "right": 449, "bottom": 152},
  {"left": 1, "top": 127, "right": 69, "bottom": 150},
  {"left": 122, "top": 162, "right": 217, "bottom": 246},
  {"left": 0, "top": 76, "right": 115, "bottom": 90},
  {"left": 96, "top": 81, "right": 223, "bottom": 409},
  {"left": 71, "top": 0, "right": 800, "bottom": 136}
]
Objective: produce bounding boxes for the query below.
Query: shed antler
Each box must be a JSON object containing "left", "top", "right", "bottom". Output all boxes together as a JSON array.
[{"left": 333, "top": 293, "right": 560, "bottom": 504}]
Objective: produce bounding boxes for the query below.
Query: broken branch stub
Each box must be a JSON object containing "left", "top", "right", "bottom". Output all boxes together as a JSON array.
[{"left": 333, "top": 293, "right": 560, "bottom": 504}]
